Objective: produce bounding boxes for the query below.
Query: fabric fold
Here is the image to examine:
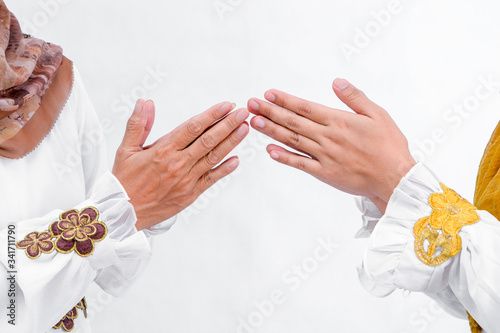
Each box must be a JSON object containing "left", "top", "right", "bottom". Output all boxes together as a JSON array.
[
  {"left": 357, "top": 162, "right": 500, "bottom": 332},
  {"left": 354, "top": 196, "right": 383, "bottom": 238},
  {"left": 358, "top": 163, "right": 445, "bottom": 296}
]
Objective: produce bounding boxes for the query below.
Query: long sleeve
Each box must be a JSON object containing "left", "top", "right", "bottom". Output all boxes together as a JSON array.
[
  {"left": 0, "top": 172, "right": 151, "bottom": 333},
  {"left": 72, "top": 66, "right": 176, "bottom": 296},
  {"left": 356, "top": 163, "right": 500, "bottom": 332},
  {"left": 0, "top": 63, "right": 174, "bottom": 333}
]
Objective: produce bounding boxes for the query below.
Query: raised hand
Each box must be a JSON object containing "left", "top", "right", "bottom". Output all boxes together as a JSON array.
[
  {"left": 113, "top": 100, "right": 249, "bottom": 230},
  {"left": 248, "top": 79, "right": 416, "bottom": 213}
]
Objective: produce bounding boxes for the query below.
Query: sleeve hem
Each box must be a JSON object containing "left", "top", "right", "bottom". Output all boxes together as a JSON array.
[{"left": 359, "top": 163, "right": 442, "bottom": 296}]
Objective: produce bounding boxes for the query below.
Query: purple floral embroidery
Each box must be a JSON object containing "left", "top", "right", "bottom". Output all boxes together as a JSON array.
[
  {"left": 16, "top": 231, "right": 54, "bottom": 259},
  {"left": 50, "top": 207, "right": 108, "bottom": 257},
  {"left": 53, "top": 298, "right": 87, "bottom": 332}
]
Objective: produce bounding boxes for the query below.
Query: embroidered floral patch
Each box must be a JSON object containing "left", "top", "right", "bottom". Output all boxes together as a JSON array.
[
  {"left": 414, "top": 183, "right": 480, "bottom": 266},
  {"left": 53, "top": 297, "right": 87, "bottom": 332},
  {"left": 50, "top": 207, "right": 107, "bottom": 257},
  {"left": 17, "top": 207, "right": 107, "bottom": 259},
  {"left": 16, "top": 231, "right": 54, "bottom": 259}
]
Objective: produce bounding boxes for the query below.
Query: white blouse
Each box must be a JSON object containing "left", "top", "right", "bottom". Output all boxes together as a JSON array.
[
  {"left": 0, "top": 65, "right": 175, "bottom": 333},
  {"left": 356, "top": 163, "right": 500, "bottom": 333}
]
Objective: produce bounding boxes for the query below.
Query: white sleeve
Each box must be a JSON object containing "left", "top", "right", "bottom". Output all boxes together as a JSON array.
[
  {"left": 0, "top": 64, "right": 176, "bottom": 333},
  {"left": 357, "top": 163, "right": 500, "bottom": 332},
  {"left": 71, "top": 65, "right": 176, "bottom": 295},
  {"left": 0, "top": 172, "right": 150, "bottom": 333},
  {"left": 354, "top": 196, "right": 383, "bottom": 238}
]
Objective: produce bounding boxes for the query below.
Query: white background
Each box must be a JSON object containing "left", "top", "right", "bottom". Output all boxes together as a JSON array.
[{"left": 8, "top": 0, "right": 500, "bottom": 332}]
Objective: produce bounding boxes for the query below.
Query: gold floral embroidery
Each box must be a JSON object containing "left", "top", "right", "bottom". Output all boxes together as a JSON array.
[
  {"left": 50, "top": 207, "right": 107, "bottom": 257},
  {"left": 16, "top": 231, "right": 54, "bottom": 259},
  {"left": 413, "top": 183, "right": 480, "bottom": 266},
  {"left": 17, "top": 207, "right": 107, "bottom": 259},
  {"left": 53, "top": 298, "right": 87, "bottom": 331}
]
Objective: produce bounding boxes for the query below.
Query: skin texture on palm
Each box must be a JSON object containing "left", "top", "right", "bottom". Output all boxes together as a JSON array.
[
  {"left": 247, "top": 78, "right": 416, "bottom": 213},
  {"left": 113, "top": 100, "right": 250, "bottom": 230}
]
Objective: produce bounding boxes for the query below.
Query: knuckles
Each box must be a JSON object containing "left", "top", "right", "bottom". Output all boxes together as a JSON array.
[
  {"left": 205, "top": 150, "right": 221, "bottom": 166},
  {"left": 126, "top": 114, "right": 143, "bottom": 132},
  {"left": 284, "top": 116, "right": 300, "bottom": 131},
  {"left": 342, "top": 87, "right": 365, "bottom": 102},
  {"left": 200, "top": 134, "right": 216, "bottom": 150},
  {"left": 286, "top": 132, "right": 301, "bottom": 147},
  {"left": 209, "top": 107, "right": 222, "bottom": 120},
  {"left": 296, "top": 158, "right": 307, "bottom": 171},
  {"left": 296, "top": 102, "right": 312, "bottom": 116},
  {"left": 186, "top": 120, "right": 203, "bottom": 137},
  {"left": 226, "top": 130, "right": 241, "bottom": 146},
  {"left": 224, "top": 116, "right": 239, "bottom": 131},
  {"left": 259, "top": 104, "right": 272, "bottom": 117},
  {"left": 200, "top": 172, "right": 215, "bottom": 187}
]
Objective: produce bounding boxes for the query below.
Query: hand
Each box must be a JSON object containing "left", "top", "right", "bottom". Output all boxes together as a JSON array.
[
  {"left": 113, "top": 100, "right": 250, "bottom": 230},
  {"left": 248, "top": 79, "right": 416, "bottom": 213}
]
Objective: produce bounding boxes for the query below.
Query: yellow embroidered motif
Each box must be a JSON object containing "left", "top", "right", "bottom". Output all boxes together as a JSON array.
[
  {"left": 468, "top": 312, "right": 482, "bottom": 333},
  {"left": 413, "top": 183, "right": 480, "bottom": 266}
]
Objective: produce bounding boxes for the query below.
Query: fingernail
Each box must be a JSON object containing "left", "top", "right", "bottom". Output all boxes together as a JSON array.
[
  {"left": 236, "top": 124, "right": 248, "bottom": 138},
  {"left": 270, "top": 151, "right": 279, "bottom": 160},
  {"left": 145, "top": 100, "right": 155, "bottom": 109},
  {"left": 249, "top": 100, "right": 260, "bottom": 112},
  {"left": 334, "top": 78, "right": 349, "bottom": 90},
  {"left": 254, "top": 118, "right": 265, "bottom": 129},
  {"left": 231, "top": 103, "right": 237, "bottom": 109},
  {"left": 219, "top": 102, "right": 233, "bottom": 115},
  {"left": 236, "top": 109, "right": 249, "bottom": 122},
  {"left": 228, "top": 158, "right": 239, "bottom": 170},
  {"left": 265, "top": 91, "right": 276, "bottom": 103}
]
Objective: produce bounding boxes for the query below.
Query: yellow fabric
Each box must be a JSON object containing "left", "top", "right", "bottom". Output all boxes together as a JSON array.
[
  {"left": 468, "top": 121, "right": 500, "bottom": 333},
  {"left": 413, "top": 184, "right": 480, "bottom": 266},
  {"left": 468, "top": 312, "right": 482, "bottom": 333},
  {"left": 475, "top": 122, "right": 500, "bottom": 220}
]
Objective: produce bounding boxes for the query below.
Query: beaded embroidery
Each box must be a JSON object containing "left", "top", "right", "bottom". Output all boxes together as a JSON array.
[{"left": 413, "top": 183, "right": 480, "bottom": 266}]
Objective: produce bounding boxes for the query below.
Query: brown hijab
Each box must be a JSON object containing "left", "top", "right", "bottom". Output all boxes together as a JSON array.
[{"left": 0, "top": 0, "right": 72, "bottom": 159}]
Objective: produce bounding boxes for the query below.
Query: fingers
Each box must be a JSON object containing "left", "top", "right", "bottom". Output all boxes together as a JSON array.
[
  {"left": 260, "top": 89, "right": 337, "bottom": 125},
  {"left": 191, "top": 122, "right": 249, "bottom": 174},
  {"left": 187, "top": 108, "right": 250, "bottom": 161},
  {"left": 196, "top": 156, "right": 240, "bottom": 194},
  {"left": 249, "top": 115, "right": 320, "bottom": 157},
  {"left": 248, "top": 98, "right": 321, "bottom": 141},
  {"left": 120, "top": 99, "right": 148, "bottom": 152},
  {"left": 167, "top": 102, "right": 236, "bottom": 149},
  {"left": 140, "top": 100, "right": 155, "bottom": 147},
  {"left": 266, "top": 144, "right": 321, "bottom": 174},
  {"left": 332, "top": 78, "right": 386, "bottom": 118}
]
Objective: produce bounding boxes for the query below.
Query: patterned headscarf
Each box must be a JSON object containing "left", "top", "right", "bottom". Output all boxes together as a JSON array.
[{"left": 0, "top": 0, "right": 63, "bottom": 147}]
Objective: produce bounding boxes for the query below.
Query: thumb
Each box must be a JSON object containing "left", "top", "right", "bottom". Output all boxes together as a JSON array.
[
  {"left": 140, "top": 100, "right": 155, "bottom": 147},
  {"left": 120, "top": 99, "right": 147, "bottom": 151},
  {"left": 332, "top": 78, "right": 385, "bottom": 118}
]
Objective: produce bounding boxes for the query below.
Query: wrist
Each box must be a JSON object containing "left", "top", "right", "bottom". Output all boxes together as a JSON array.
[
  {"left": 366, "top": 194, "right": 388, "bottom": 214},
  {"left": 133, "top": 202, "right": 180, "bottom": 231},
  {"left": 377, "top": 156, "right": 417, "bottom": 202}
]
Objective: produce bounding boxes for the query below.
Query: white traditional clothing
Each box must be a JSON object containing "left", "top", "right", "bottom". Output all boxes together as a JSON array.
[
  {"left": 0, "top": 64, "right": 175, "bottom": 333},
  {"left": 356, "top": 163, "right": 500, "bottom": 333}
]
